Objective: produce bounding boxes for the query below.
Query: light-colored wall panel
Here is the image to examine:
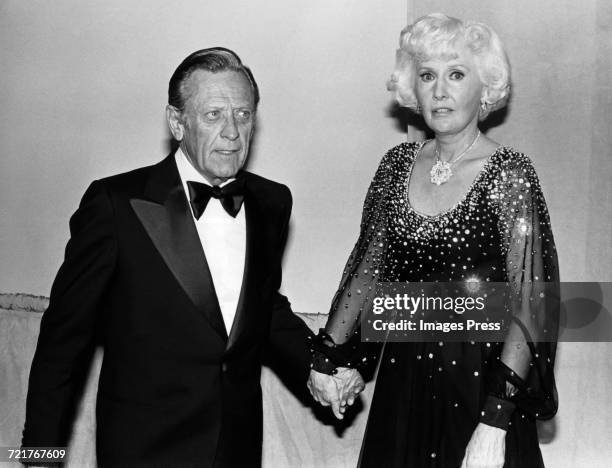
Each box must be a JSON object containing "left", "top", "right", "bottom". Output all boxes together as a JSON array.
[
  {"left": 408, "top": 0, "right": 611, "bottom": 283},
  {"left": 407, "top": 2, "right": 612, "bottom": 466},
  {"left": 0, "top": 0, "right": 407, "bottom": 315}
]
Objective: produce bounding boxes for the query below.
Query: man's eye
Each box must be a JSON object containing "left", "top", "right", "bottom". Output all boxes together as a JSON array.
[
  {"left": 419, "top": 72, "right": 435, "bottom": 82},
  {"left": 204, "top": 111, "right": 220, "bottom": 120},
  {"left": 450, "top": 71, "right": 464, "bottom": 80},
  {"left": 235, "top": 110, "right": 252, "bottom": 121}
]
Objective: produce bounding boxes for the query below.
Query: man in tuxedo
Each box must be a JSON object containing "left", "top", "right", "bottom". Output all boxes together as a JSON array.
[{"left": 23, "top": 47, "right": 312, "bottom": 467}]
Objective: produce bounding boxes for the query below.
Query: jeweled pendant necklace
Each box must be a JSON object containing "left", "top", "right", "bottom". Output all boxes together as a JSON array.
[{"left": 430, "top": 130, "right": 481, "bottom": 186}]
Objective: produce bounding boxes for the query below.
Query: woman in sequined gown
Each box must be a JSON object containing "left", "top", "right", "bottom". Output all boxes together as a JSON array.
[{"left": 307, "top": 14, "right": 559, "bottom": 468}]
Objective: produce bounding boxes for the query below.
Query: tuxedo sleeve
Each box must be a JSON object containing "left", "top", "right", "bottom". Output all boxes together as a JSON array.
[
  {"left": 22, "top": 180, "right": 117, "bottom": 447},
  {"left": 265, "top": 186, "right": 314, "bottom": 388}
]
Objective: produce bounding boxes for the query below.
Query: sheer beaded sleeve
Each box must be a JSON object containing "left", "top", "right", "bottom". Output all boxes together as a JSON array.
[
  {"left": 483, "top": 151, "right": 560, "bottom": 426},
  {"left": 310, "top": 144, "right": 412, "bottom": 373}
]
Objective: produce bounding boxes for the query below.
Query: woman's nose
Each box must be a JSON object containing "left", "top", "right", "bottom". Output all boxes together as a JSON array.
[{"left": 433, "top": 78, "right": 448, "bottom": 101}]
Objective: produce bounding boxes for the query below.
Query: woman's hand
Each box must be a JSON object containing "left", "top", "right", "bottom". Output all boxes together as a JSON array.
[
  {"left": 307, "top": 367, "right": 365, "bottom": 419},
  {"left": 460, "top": 422, "right": 506, "bottom": 468}
]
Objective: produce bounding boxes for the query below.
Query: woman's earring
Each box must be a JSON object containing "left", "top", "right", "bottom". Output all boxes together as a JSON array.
[
  {"left": 480, "top": 100, "right": 487, "bottom": 112},
  {"left": 415, "top": 104, "right": 422, "bottom": 114}
]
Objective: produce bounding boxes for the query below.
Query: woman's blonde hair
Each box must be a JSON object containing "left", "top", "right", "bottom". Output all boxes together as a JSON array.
[{"left": 387, "top": 13, "right": 511, "bottom": 120}]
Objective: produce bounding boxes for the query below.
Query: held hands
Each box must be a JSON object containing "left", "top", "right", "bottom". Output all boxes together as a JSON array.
[
  {"left": 307, "top": 367, "right": 365, "bottom": 419},
  {"left": 460, "top": 422, "right": 506, "bottom": 468}
]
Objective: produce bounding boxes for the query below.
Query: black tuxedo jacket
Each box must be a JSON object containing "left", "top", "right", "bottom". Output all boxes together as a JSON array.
[{"left": 23, "top": 154, "right": 312, "bottom": 467}]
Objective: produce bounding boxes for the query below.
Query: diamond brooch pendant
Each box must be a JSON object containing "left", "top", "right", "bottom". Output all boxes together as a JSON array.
[{"left": 430, "top": 160, "right": 453, "bottom": 185}]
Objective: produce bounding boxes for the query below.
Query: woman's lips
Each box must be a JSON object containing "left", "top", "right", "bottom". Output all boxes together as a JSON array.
[{"left": 431, "top": 108, "right": 453, "bottom": 118}]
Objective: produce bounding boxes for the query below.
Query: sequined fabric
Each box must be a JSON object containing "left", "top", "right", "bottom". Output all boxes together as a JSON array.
[{"left": 324, "top": 141, "right": 559, "bottom": 467}]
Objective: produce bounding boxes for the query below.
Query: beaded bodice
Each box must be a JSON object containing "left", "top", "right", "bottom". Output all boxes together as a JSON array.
[
  {"left": 384, "top": 141, "right": 511, "bottom": 283},
  {"left": 323, "top": 142, "right": 559, "bottom": 420}
]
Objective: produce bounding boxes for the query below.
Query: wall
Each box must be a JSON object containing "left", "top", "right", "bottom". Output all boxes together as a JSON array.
[
  {"left": 406, "top": 2, "right": 612, "bottom": 467},
  {"left": 407, "top": 0, "right": 612, "bottom": 284},
  {"left": 0, "top": 0, "right": 408, "bottom": 315}
]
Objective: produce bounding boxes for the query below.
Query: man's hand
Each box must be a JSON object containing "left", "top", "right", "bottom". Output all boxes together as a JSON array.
[
  {"left": 307, "top": 367, "right": 365, "bottom": 419},
  {"left": 461, "top": 422, "right": 506, "bottom": 468}
]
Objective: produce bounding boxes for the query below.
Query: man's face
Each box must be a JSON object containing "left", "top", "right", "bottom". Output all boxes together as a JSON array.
[{"left": 167, "top": 69, "right": 255, "bottom": 185}]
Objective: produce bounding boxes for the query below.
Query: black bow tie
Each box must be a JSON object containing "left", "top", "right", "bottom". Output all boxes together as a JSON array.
[{"left": 187, "top": 179, "right": 245, "bottom": 219}]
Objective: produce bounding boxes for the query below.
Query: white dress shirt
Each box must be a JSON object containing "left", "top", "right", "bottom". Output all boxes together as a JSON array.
[{"left": 175, "top": 148, "right": 246, "bottom": 334}]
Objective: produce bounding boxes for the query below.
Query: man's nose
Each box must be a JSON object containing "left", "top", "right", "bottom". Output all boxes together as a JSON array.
[{"left": 220, "top": 115, "right": 239, "bottom": 140}]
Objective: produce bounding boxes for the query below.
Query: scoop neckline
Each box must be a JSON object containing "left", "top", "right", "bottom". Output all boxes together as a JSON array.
[{"left": 405, "top": 140, "right": 503, "bottom": 220}]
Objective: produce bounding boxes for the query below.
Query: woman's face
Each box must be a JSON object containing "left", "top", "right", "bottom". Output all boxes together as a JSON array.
[{"left": 415, "top": 41, "right": 484, "bottom": 137}]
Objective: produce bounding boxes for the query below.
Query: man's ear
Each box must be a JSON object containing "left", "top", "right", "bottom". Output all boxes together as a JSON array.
[
  {"left": 249, "top": 115, "right": 256, "bottom": 140},
  {"left": 166, "top": 105, "right": 184, "bottom": 141}
]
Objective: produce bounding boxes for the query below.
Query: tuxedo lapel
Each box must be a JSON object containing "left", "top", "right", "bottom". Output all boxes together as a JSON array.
[
  {"left": 130, "top": 155, "right": 227, "bottom": 341},
  {"left": 226, "top": 176, "right": 262, "bottom": 351}
]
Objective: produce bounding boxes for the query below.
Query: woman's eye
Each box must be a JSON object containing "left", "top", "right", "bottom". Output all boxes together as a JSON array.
[
  {"left": 420, "top": 72, "right": 435, "bottom": 82},
  {"left": 450, "top": 71, "right": 465, "bottom": 80}
]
